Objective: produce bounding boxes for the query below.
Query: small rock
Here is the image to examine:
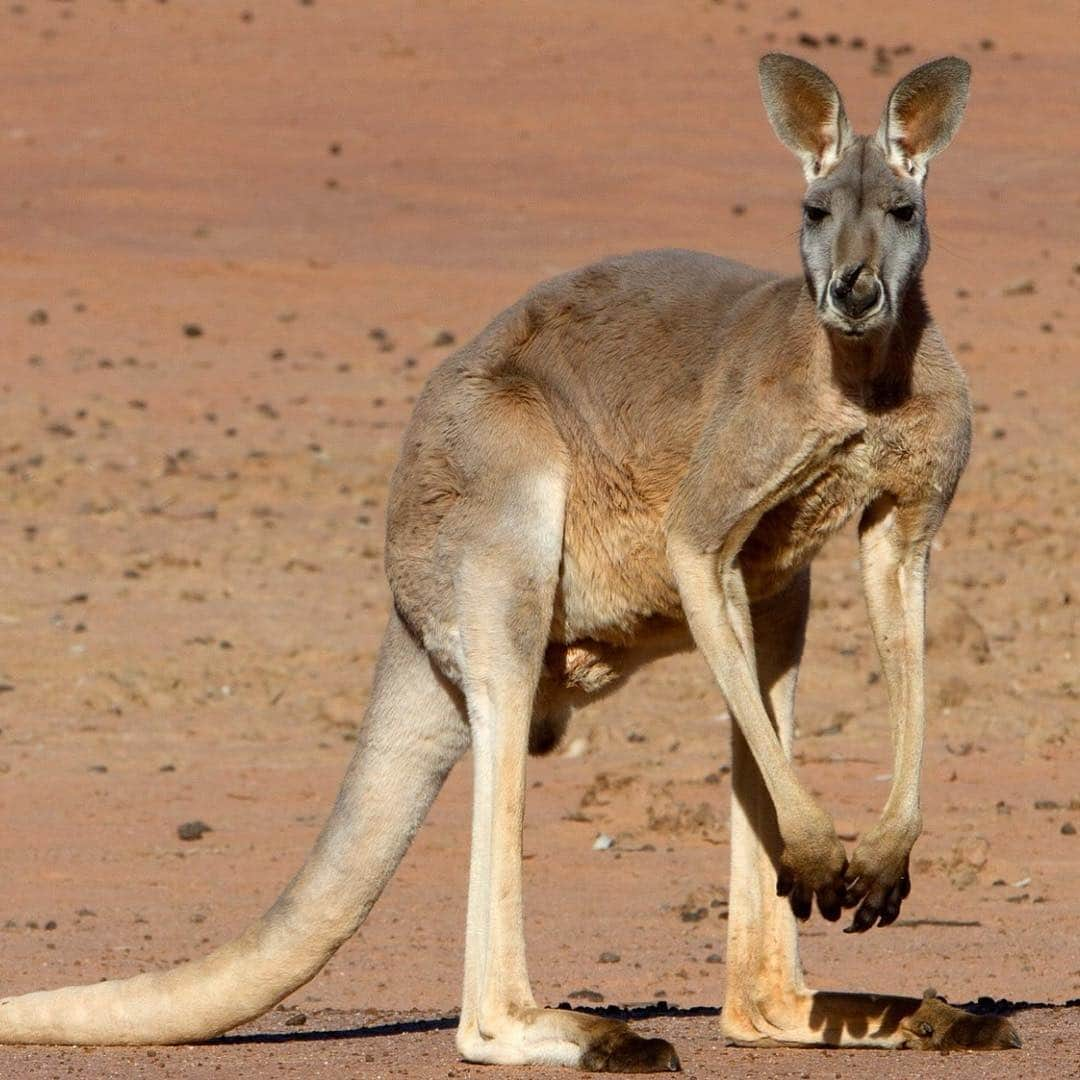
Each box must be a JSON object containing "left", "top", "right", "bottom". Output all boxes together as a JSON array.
[
  {"left": 706, "top": 953, "right": 723, "bottom": 963},
  {"left": 28, "top": 308, "right": 48, "bottom": 325},
  {"left": 797, "top": 32, "right": 820, "bottom": 47},
  {"left": 1034, "top": 800, "right": 1061, "bottom": 810},
  {"left": 182, "top": 323, "right": 204, "bottom": 338},
  {"left": 598, "top": 951, "right": 620, "bottom": 963},
  {"left": 44, "top": 920, "right": 57, "bottom": 931},
  {"left": 567, "top": 988, "right": 604, "bottom": 1002},
  {"left": 1061, "top": 822, "right": 1076, "bottom": 836},
  {"left": 283, "top": 1013, "right": 307, "bottom": 1026},
  {"left": 177, "top": 820, "right": 212, "bottom": 841},
  {"left": 562, "top": 736, "right": 588, "bottom": 759},
  {"left": 432, "top": 329, "right": 456, "bottom": 347},
  {"left": 1002, "top": 278, "right": 1035, "bottom": 296},
  {"left": 592, "top": 833, "right": 614, "bottom": 851}
]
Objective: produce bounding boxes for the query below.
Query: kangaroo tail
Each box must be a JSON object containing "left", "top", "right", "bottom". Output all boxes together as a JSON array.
[{"left": 0, "top": 610, "right": 468, "bottom": 1044}]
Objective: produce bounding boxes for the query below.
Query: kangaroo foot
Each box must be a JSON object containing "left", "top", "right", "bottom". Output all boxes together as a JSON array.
[
  {"left": 722, "top": 987, "right": 1020, "bottom": 1050},
  {"left": 457, "top": 1006, "right": 680, "bottom": 1072},
  {"left": 899, "top": 989, "right": 1021, "bottom": 1050}
]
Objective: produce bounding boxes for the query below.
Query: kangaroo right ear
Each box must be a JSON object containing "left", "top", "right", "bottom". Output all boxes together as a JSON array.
[
  {"left": 877, "top": 57, "right": 971, "bottom": 181},
  {"left": 759, "top": 53, "right": 852, "bottom": 182}
]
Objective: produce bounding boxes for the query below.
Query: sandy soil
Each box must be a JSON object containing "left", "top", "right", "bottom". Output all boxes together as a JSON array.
[{"left": 1, "top": 1, "right": 1077, "bottom": 1077}]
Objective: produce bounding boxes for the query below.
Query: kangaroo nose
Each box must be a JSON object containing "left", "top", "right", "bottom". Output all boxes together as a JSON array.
[
  {"left": 829, "top": 267, "right": 881, "bottom": 319},
  {"left": 837, "top": 263, "right": 864, "bottom": 293}
]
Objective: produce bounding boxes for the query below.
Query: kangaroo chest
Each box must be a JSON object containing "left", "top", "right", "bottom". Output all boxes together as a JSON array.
[
  {"left": 739, "top": 429, "right": 880, "bottom": 598},
  {"left": 558, "top": 431, "right": 884, "bottom": 639}
]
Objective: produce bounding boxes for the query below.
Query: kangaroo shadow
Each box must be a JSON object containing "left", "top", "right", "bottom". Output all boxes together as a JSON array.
[
  {"left": 210, "top": 1001, "right": 721, "bottom": 1046},
  {"left": 211, "top": 997, "right": 1075, "bottom": 1047}
]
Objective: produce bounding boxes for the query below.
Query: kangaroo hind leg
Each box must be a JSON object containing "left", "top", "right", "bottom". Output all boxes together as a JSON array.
[
  {"left": 451, "top": 452, "right": 678, "bottom": 1072},
  {"left": 721, "top": 571, "right": 1019, "bottom": 1050}
]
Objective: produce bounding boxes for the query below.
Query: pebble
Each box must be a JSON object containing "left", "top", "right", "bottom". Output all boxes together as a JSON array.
[
  {"left": 1003, "top": 278, "right": 1035, "bottom": 296},
  {"left": 177, "top": 820, "right": 212, "bottom": 841},
  {"left": 1062, "top": 822, "right": 1076, "bottom": 835},
  {"left": 592, "top": 833, "right": 614, "bottom": 850},
  {"left": 598, "top": 951, "right": 620, "bottom": 963}
]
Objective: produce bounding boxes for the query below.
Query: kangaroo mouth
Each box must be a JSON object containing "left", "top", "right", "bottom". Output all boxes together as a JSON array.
[{"left": 822, "top": 294, "right": 888, "bottom": 337}]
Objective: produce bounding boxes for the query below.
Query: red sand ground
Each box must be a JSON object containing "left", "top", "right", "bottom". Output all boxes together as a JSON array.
[{"left": 0, "top": 2, "right": 1076, "bottom": 1077}]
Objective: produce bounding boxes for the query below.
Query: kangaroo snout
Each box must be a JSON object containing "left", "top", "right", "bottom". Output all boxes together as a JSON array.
[{"left": 828, "top": 264, "right": 883, "bottom": 320}]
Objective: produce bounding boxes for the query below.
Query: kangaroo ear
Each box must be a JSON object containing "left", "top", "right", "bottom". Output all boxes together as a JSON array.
[
  {"left": 877, "top": 57, "right": 971, "bottom": 182},
  {"left": 759, "top": 53, "right": 852, "bottom": 182}
]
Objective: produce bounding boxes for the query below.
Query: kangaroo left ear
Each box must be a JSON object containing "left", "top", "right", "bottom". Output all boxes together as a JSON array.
[{"left": 877, "top": 57, "right": 971, "bottom": 182}]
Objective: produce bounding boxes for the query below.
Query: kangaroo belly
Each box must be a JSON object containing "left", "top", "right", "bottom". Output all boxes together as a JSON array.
[{"left": 556, "top": 471, "right": 682, "bottom": 645}]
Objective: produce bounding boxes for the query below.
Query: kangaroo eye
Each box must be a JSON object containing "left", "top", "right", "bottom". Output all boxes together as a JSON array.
[
  {"left": 889, "top": 204, "right": 916, "bottom": 223},
  {"left": 803, "top": 205, "right": 829, "bottom": 224}
]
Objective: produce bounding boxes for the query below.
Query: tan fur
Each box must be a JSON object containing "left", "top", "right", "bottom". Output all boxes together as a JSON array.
[{"left": 0, "top": 54, "right": 1018, "bottom": 1067}]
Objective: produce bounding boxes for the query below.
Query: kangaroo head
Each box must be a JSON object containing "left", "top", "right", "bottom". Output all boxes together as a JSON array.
[{"left": 758, "top": 53, "right": 970, "bottom": 340}]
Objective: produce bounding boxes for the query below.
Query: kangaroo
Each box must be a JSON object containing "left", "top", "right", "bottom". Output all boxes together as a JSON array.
[{"left": 0, "top": 54, "right": 1020, "bottom": 1069}]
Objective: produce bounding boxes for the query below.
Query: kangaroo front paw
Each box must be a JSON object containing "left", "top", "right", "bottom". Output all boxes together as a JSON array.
[
  {"left": 776, "top": 822, "right": 848, "bottom": 922},
  {"left": 843, "top": 823, "right": 916, "bottom": 932}
]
